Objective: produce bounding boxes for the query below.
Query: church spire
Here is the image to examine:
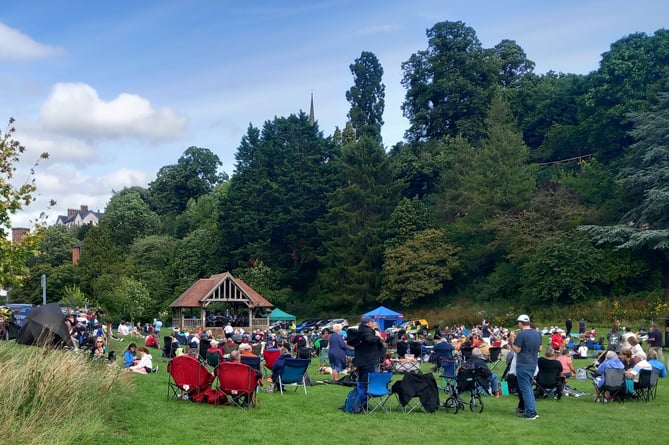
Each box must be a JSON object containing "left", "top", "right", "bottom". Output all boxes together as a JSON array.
[{"left": 309, "top": 91, "right": 315, "bottom": 126}]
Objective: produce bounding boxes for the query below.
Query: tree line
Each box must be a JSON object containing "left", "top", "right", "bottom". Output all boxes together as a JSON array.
[{"left": 8, "top": 21, "right": 669, "bottom": 321}]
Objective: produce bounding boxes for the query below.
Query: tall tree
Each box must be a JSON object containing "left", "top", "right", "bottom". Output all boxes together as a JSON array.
[
  {"left": 401, "top": 21, "right": 497, "bottom": 144},
  {"left": 580, "top": 30, "right": 669, "bottom": 161},
  {"left": 492, "top": 39, "right": 535, "bottom": 89},
  {"left": 582, "top": 90, "right": 669, "bottom": 300},
  {"left": 316, "top": 137, "right": 399, "bottom": 310},
  {"left": 127, "top": 234, "right": 177, "bottom": 313},
  {"left": 461, "top": 92, "right": 536, "bottom": 221},
  {"left": 28, "top": 225, "right": 78, "bottom": 267},
  {"left": 149, "top": 146, "right": 227, "bottom": 215},
  {"left": 345, "top": 51, "right": 385, "bottom": 145},
  {"left": 103, "top": 191, "right": 161, "bottom": 248},
  {"left": 380, "top": 228, "right": 460, "bottom": 307},
  {"left": 220, "top": 113, "right": 339, "bottom": 293},
  {"left": 383, "top": 196, "right": 431, "bottom": 250}
]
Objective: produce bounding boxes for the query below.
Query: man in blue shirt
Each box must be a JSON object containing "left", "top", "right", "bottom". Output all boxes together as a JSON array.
[
  {"left": 509, "top": 314, "right": 542, "bottom": 420},
  {"left": 647, "top": 349, "right": 668, "bottom": 378}
]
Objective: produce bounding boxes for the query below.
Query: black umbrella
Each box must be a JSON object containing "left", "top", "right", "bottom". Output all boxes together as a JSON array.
[{"left": 16, "top": 302, "right": 74, "bottom": 348}]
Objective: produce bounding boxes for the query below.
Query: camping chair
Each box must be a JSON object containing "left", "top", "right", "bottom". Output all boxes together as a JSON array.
[
  {"left": 166, "top": 354, "right": 215, "bottom": 402},
  {"left": 487, "top": 347, "right": 502, "bottom": 370},
  {"left": 391, "top": 371, "right": 440, "bottom": 413},
  {"left": 163, "top": 336, "right": 177, "bottom": 358},
  {"left": 198, "top": 338, "right": 211, "bottom": 362},
  {"left": 438, "top": 357, "right": 458, "bottom": 395},
  {"left": 205, "top": 349, "right": 221, "bottom": 371},
  {"left": 594, "top": 368, "right": 627, "bottom": 403},
  {"left": 240, "top": 355, "right": 262, "bottom": 376},
  {"left": 365, "top": 372, "right": 394, "bottom": 414},
  {"left": 633, "top": 369, "right": 658, "bottom": 402},
  {"left": 649, "top": 368, "right": 660, "bottom": 400},
  {"left": 263, "top": 348, "right": 281, "bottom": 378},
  {"left": 460, "top": 346, "right": 473, "bottom": 363},
  {"left": 218, "top": 361, "right": 262, "bottom": 408},
  {"left": 534, "top": 366, "right": 564, "bottom": 400},
  {"left": 408, "top": 341, "right": 422, "bottom": 362},
  {"left": 318, "top": 348, "right": 330, "bottom": 367},
  {"left": 251, "top": 342, "right": 263, "bottom": 357},
  {"left": 276, "top": 358, "right": 310, "bottom": 395}
]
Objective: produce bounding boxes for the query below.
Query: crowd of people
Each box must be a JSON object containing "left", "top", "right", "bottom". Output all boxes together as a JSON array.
[{"left": 60, "top": 304, "right": 667, "bottom": 414}]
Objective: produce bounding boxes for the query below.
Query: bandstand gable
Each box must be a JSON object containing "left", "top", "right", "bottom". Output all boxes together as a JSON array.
[{"left": 170, "top": 272, "right": 273, "bottom": 309}]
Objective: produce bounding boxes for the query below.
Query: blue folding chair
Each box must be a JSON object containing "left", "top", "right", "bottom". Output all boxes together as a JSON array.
[
  {"left": 365, "top": 372, "right": 394, "bottom": 414},
  {"left": 277, "top": 358, "right": 310, "bottom": 395}
]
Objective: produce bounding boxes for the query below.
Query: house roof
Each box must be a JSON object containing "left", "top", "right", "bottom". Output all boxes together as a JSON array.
[
  {"left": 56, "top": 209, "right": 103, "bottom": 226},
  {"left": 169, "top": 272, "right": 273, "bottom": 308}
]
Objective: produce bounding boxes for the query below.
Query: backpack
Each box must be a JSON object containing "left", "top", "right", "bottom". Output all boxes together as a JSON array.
[
  {"left": 341, "top": 384, "right": 366, "bottom": 414},
  {"left": 346, "top": 328, "right": 362, "bottom": 347}
]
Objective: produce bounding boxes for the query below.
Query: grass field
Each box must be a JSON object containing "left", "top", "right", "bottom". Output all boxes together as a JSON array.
[{"left": 98, "top": 339, "right": 668, "bottom": 445}]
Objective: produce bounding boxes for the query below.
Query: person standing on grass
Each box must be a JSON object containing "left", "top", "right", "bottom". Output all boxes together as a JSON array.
[
  {"left": 647, "top": 324, "right": 664, "bottom": 364},
  {"left": 328, "top": 323, "right": 348, "bottom": 382},
  {"left": 509, "top": 314, "right": 542, "bottom": 420},
  {"left": 353, "top": 316, "right": 385, "bottom": 392}
]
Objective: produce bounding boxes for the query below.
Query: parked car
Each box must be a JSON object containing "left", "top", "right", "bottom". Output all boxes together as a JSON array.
[
  {"left": 6, "top": 303, "right": 33, "bottom": 328},
  {"left": 0, "top": 307, "right": 22, "bottom": 340},
  {"left": 320, "top": 318, "right": 349, "bottom": 332},
  {"left": 295, "top": 319, "right": 319, "bottom": 332},
  {"left": 269, "top": 320, "right": 291, "bottom": 332},
  {"left": 385, "top": 318, "right": 429, "bottom": 336}
]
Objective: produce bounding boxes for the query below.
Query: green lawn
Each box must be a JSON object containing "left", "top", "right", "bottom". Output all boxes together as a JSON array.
[{"left": 102, "top": 341, "right": 668, "bottom": 445}]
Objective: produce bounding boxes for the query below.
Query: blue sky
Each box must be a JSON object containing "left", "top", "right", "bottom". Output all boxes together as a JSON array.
[{"left": 2, "top": 0, "right": 668, "bottom": 229}]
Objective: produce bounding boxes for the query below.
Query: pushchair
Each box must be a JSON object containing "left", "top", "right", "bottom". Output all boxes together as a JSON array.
[{"left": 443, "top": 366, "right": 485, "bottom": 414}]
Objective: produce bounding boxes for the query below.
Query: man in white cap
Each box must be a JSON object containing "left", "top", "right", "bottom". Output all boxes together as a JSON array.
[{"left": 508, "top": 314, "right": 541, "bottom": 419}]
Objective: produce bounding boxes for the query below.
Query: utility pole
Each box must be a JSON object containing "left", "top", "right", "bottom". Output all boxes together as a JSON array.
[{"left": 41, "top": 274, "right": 46, "bottom": 305}]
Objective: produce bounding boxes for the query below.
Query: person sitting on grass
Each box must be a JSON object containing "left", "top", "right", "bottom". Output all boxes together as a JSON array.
[
  {"left": 129, "top": 347, "right": 157, "bottom": 374},
  {"left": 574, "top": 340, "right": 588, "bottom": 359},
  {"left": 271, "top": 347, "right": 292, "bottom": 390},
  {"left": 647, "top": 349, "right": 667, "bottom": 378},
  {"left": 557, "top": 349, "right": 576, "bottom": 379},
  {"left": 239, "top": 343, "right": 257, "bottom": 357},
  {"left": 123, "top": 343, "right": 138, "bottom": 368},
  {"left": 593, "top": 351, "right": 624, "bottom": 400},
  {"left": 468, "top": 347, "right": 500, "bottom": 397},
  {"left": 144, "top": 331, "right": 160, "bottom": 349},
  {"left": 625, "top": 354, "right": 652, "bottom": 390},
  {"left": 91, "top": 337, "right": 108, "bottom": 360},
  {"left": 627, "top": 335, "right": 646, "bottom": 360}
]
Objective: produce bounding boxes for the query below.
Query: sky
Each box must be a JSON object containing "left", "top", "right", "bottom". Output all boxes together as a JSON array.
[{"left": 2, "top": 0, "right": 668, "bottom": 230}]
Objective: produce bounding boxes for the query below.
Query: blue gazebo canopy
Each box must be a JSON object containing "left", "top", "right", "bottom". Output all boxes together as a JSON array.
[{"left": 362, "top": 306, "right": 404, "bottom": 332}]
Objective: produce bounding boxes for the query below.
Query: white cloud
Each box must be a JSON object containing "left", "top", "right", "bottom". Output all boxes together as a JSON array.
[
  {"left": 19, "top": 131, "right": 99, "bottom": 165},
  {"left": 40, "top": 83, "right": 188, "bottom": 142},
  {"left": 25, "top": 165, "right": 152, "bottom": 225},
  {"left": 0, "top": 22, "right": 63, "bottom": 60}
]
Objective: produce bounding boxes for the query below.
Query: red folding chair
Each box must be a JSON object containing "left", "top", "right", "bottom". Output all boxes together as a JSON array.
[
  {"left": 166, "top": 354, "right": 215, "bottom": 402},
  {"left": 218, "top": 361, "right": 263, "bottom": 408},
  {"left": 263, "top": 348, "right": 281, "bottom": 378}
]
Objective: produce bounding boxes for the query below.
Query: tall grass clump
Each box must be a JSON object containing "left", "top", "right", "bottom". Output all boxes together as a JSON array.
[{"left": 0, "top": 341, "right": 133, "bottom": 445}]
